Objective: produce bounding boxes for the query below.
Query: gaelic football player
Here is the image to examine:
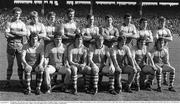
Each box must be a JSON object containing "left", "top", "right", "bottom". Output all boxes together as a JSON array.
[
  {"left": 131, "top": 37, "right": 157, "bottom": 91},
  {"left": 62, "top": 8, "right": 80, "bottom": 45},
  {"left": 21, "top": 33, "right": 44, "bottom": 95},
  {"left": 68, "top": 34, "right": 91, "bottom": 95},
  {"left": 44, "top": 11, "right": 57, "bottom": 46},
  {"left": 26, "top": 11, "right": 47, "bottom": 44},
  {"left": 150, "top": 38, "right": 175, "bottom": 92},
  {"left": 44, "top": 33, "right": 71, "bottom": 94},
  {"left": 138, "top": 18, "right": 153, "bottom": 51},
  {"left": 81, "top": 14, "right": 99, "bottom": 47},
  {"left": 120, "top": 13, "right": 138, "bottom": 48},
  {"left": 102, "top": 15, "right": 119, "bottom": 48},
  {"left": 5, "top": 7, "right": 27, "bottom": 88},
  {"left": 88, "top": 35, "right": 117, "bottom": 95},
  {"left": 154, "top": 16, "right": 173, "bottom": 86},
  {"left": 110, "top": 36, "right": 137, "bottom": 93}
]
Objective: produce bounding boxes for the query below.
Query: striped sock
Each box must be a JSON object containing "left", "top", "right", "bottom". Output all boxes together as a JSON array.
[
  {"left": 85, "top": 74, "right": 91, "bottom": 89},
  {"left": 36, "top": 72, "right": 43, "bottom": 90},
  {"left": 135, "top": 72, "right": 140, "bottom": 86},
  {"left": 156, "top": 72, "right": 162, "bottom": 88},
  {"left": 72, "top": 75, "right": 78, "bottom": 89},
  {"left": 25, "top": 72, "right": 31, "bottom": 90},
  {"left": 92, "top": 75, "right": 98, "bottom": 89},
  {"left": 169, "top": 72, "right": 175, "bottom": 87},
  {"left": 163, "top": 72, "right": 168, "bottom": 82},
  {"left": 147, "top": 74, "right": 155, "bottom": 84},
  {"left": 109, "top": 75, "right": 115, "bottom": 90}
]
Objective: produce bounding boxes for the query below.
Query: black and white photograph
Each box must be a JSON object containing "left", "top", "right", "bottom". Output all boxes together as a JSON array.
[{"left": 0, "top": 0, "right": 180, "bottom": 103}]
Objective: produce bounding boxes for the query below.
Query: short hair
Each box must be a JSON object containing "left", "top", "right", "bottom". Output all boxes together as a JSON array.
[
  {"left": 86, "top": 14, "right": 94, "bottom": 20},
  {"left": 124, "top": 13, "right": 132, "bottom": 19},
  {"left": 54, "top": 32, "right": 62, "bottom": 39},
  {"left": 117, "top": 36, "right": 126, "bottom": 42},
  {"left": 137, "top": 36, "right": 146, "bottom": 44},
  {"left": 75, "top": 33, "right": 83, "bottom": 39},
  {"left": 67, "top": 8, "right": 75, "bottom": 14},
  {"left": 139, "top": 17, "right": 147, "bottom": 24},
  {"left": 105, "top": 15, "right": 113, "bottom": 20},
  {"left": 12, "top": 7, "right": 22, "bottom": 14},
  {"left": 47, "top": 11, "right": 56, "bottom": 19},
  {"left": 155, "top": 38, "right": 164, "bottom": 48},
  {"left": 28, "top": 32, "right": 39, "bottom": 43},
  {"left": 30, "top": 11, "right": 38, "bottom": 18},
  {"left": 158, "top": 16, "right": 166, "bottom": 22}
]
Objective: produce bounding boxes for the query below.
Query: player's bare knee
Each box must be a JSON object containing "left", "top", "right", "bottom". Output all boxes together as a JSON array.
[
  {"left": 66, "top": 68, "right": 72, "bottom": 75},
  {"left": 115, "top": 67, "right": 122, "bottom": 74},
  {"left": 25, "top": 67, "right": 32, "bottom": 73},
  {"left": 71, "top": 66, "right": 78, "bottom": 76},
  {"left": 92, "top": 66, "right": 99, "bottom": 75}
]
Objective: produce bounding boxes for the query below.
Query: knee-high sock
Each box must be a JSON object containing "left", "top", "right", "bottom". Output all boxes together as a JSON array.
[
  {"left": 72, "top": 75, "right": 78, "bottom": 89},
  {"left": 92, "top": 75, "right": 98, "bottom": 89},
  {"left": 36, "top": 72, "right": 43, "bottom": 90},
  {"left": 163, "top": 72, "right": 168, "bottom": 82},
  {"left": 109, "top": 75, "right": 115, "bottom": 90},
  {"left": 25, "top": 72, "right": 31, "bottom": 90},
  {"left": 169, "top": 72, "right": 175, "bottom": 87},
  {"left": 156, "top": 72, "right": 162, "bottom": 88},
  {"left": 84, "top": 74, "right": 91, "bottom": 89},
  {"left": 134, "top": 72, "right": 140, "bottom": 86}
]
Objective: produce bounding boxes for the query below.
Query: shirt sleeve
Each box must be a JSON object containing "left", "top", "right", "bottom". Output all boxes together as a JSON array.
[
  {"left": 132, "top": 25, "right": 137, "bottom": 35},
  {"left": 114, "top": 28, "right": 119, "bottom": 37},
  {"left": 40, "top": 24, "right": 46, "bottom": 37},
  {"left": 5, "top": 22, "right": 11, "bottom": 33}
]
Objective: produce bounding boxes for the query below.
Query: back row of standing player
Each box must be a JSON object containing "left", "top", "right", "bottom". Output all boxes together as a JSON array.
[{"left": 4, "top": 7, "right": 175, "bottom": 95}]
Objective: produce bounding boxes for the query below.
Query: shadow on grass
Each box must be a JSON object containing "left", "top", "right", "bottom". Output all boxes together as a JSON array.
[{"left": 0, "top": 76, "right": 130, "bottom": 94}]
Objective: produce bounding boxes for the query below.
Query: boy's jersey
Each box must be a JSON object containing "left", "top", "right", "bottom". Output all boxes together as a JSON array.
[
  {"left": 89, "top": 44, "right": 109, "bottom": 65},
  {"left": 102, "top": 26, "right": 119, "bottom": 38},
  {"left": 138, "top": 30, "right": 153, "bottom": 43},
  {"left": 68, "top": 44, "right": 87, "bottom": 64},
  {"left": 110, "top": 45, "right": 131, "bottom": 66},
  {"left": 22, "top": 42, "right": 44, "bottom": 66},
  {"left": 82, "top": 26, "right": 99, "bottom": 39},
  {"left": 150, "top": 47, "right": 169, "bottom": 65},
  {"left": 45, "top": 42, "right": 66, "bottom": 66},
  {"left": 120, "top": 23, "right": 137, "bottom": 45},
  {"left": 45, "top": 25, "right": 55, "bottom": 38},
  {"left": 155, "top": 28, "right": 172, "bottom": 46},
  {"left": 5, "top": 20, "right": 27, "bottom": 43},
  {"left": 27, "top": 22, "right": 46, "bottom": 38},
  {"left": 63, "top": 21, "right": 77, "bottom": 37},
  {"left": 131, "top": 46, "right": 147, "bottom": 65}
]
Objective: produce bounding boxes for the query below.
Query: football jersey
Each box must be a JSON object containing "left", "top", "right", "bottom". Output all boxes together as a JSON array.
[
  {"left": 110, "top": 45, "right": 131, "bottom": 66},
  {"left": 22, "top": 42, "right": 44, "bottom": 66},
  {"left": 132, "top": 46, "right": 147, "bottom": 65},
  {"left": 68, "top": 44, "right": 87, "bottom": 64},
  {"left": 150, "top": 48, "right": 168, "bottom": 65},
  {"left": 89, "top": 44, "right": 109, "bottom": 65},
  {"left": 45, "top": 42, "right": 66, "bottom": 67},
  {"left": 138, "top": 30, "right": 153, "bottom": 43},
  {"left": 5, "top": 20, "right": 27, "bottom": 43},
  {"left": 63, "top": 21, "right": 77, "bottom": 37}
]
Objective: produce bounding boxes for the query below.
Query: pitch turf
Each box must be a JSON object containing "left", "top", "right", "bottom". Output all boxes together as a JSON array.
[{"left": 0, "top": 32, "right": 180, "bottom": 101}]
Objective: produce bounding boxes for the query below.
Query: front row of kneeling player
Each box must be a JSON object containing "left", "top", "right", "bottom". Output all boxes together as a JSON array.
[{"left": 21, "top": 32, "right": 175, "bottom": 95}]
